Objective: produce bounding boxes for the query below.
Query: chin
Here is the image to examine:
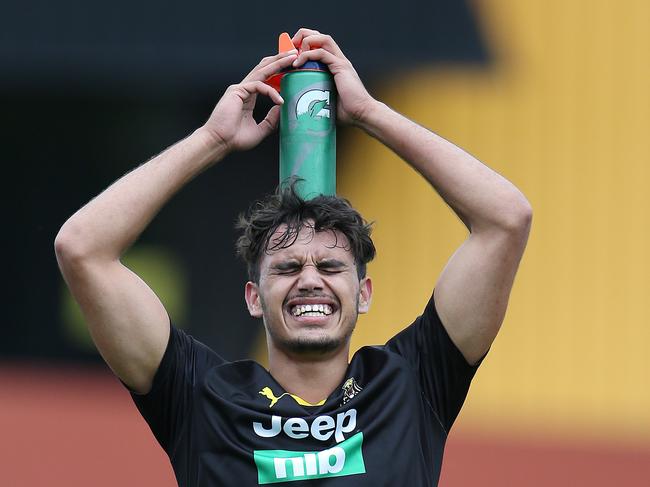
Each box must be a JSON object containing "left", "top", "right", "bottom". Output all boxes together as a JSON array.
[
  {"left": 285, "top": 336, "right": 342, "bottom": 355},
  {"left": 270, "top": 326, "right": 354, "bottom": 357},
  {"left": 264, "top": 313, "right": 357, "bottom": 358}
]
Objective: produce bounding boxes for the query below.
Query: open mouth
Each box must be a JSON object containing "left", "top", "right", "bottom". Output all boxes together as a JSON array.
[
  {"left": 284, "top": 296, "right": 339, "bottom": 324},
  {"left": 290, "top": 303, "right": 334, "bottom": 317}
]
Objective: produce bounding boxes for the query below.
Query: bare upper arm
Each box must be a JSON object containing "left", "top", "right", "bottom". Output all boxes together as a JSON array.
[
  {"left": 434, "top": 221, "right": 531, "bottom": 365},
  {"left": 57, "top": 255, "right": 170, "bottom": 394}
]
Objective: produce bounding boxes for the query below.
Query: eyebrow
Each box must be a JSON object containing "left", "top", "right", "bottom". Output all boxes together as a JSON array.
[{"left": 270, "top": 259, "right": 349, "bottom": 271}]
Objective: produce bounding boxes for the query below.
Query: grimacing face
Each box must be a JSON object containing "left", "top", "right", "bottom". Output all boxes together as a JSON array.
[{"left": 244, "top": 224, "right": 372, "bottom": 358}]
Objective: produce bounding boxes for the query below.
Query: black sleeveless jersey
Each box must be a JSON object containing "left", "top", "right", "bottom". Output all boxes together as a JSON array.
[{"left": 130, "top": 294, "right": 480, "bottom": 486}]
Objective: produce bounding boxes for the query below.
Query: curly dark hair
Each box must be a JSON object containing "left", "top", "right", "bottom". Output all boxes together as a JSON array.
[{"left": 235, "top": 181, "right": 376, "bottom": 283}]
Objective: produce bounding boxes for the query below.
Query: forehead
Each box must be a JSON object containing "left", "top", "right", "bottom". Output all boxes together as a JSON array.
[{"left": 262, "top": 224, "right": 354, "bottom": 264}]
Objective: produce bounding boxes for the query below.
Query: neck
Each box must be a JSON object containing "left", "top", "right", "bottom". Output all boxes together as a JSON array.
[{"left": 266, "top": 342, "right": 350, "bottom": 404}]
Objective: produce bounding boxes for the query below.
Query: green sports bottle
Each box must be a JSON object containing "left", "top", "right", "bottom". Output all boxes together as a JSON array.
[
  {"left": 279, "top": 64, "right": 336, "bottom": 199},
  {"left": 267, "top": 33, "right": 337, "bottom": 199}
]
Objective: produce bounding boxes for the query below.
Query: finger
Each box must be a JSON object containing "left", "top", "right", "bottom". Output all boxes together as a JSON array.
[
  {"left": 292, "top": 48, "right": 342, "bottom": 70},
  {"left": 296, "top": 33, "right": 344, "bottom": 58},
  {"left": 238, "top": 80, "right": 284, "bottom": 105},
  {"left": 258, "top": 104, "right": 281, "bottom": 136},
  {"left": 243, "top": 51, "right": 298, "bottom": 83},
  {"left": 256, "top": 50, "right": 299, "bottom": 70},
  {"left": 292, "top": 28, "right": 321, "bottom": 48},
  {"left": 243, "top": 50, "right": 297, "bottom": 81}
]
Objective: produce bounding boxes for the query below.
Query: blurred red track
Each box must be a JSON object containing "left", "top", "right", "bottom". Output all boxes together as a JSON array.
[
  {"left": 442, "top": 431, "right": 650, "bottom": 486},
  {"left": 0, "top": 363, "right": 176, "bottom": 487},
  {"left": 1, "top": 364, "right": 649, "bottom": 486}
]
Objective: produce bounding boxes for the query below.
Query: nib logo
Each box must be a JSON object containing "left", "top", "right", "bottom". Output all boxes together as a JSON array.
[{"left": 254, "top": 432, "right": 366, "bottom": 484}]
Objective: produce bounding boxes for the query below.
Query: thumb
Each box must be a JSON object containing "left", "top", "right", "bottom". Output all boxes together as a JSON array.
[{"left": 258, "top": 104, "right": 281, "bottom": 136}]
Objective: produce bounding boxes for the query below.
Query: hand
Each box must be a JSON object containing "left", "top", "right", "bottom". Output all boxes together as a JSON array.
[
  {"left": 201, "top": 50, "right": 298, "bottom": 152},
  {"left": 291, "top": 28, "right": 377, "bottom": 125}
]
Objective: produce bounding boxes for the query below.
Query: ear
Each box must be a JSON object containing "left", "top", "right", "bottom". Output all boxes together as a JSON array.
[
  {"left": 357, "top": 276, "right": 373, "bottom": 314},
  {"left": 245, "top": 281, "right": 264, "bottom": 318}
]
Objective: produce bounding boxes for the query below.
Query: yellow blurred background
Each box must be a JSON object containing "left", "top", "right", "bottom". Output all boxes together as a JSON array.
[{"left": 340, "top": 0, "right": 650, "bottom": 447}]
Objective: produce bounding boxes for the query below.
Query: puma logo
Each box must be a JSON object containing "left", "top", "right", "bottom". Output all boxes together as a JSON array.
[
  {"left": 259, "top": 386, "right": 326, "bottom": 408},
  {"left": 259, "top": 387, "right": 288, "bottom": 408}
]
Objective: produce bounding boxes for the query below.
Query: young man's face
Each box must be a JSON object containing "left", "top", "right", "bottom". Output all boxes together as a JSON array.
[{"left": 245, "top": 223, "right": 372, "bottom": 358}]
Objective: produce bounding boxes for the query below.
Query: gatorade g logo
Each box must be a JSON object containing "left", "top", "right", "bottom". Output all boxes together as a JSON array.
[
  {"left": 296, "top": 90, "right": 331, "bottom": 119},
  {"left": 254, "top": 432, "right": 366, "bottom": 484}
]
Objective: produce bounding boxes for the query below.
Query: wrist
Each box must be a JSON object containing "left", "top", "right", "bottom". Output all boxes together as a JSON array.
[
  {"left": 351, "top": 99, "right": 387, "bottom": 132},
  {"left": 192, "top": 126, "right": 231, "bottom": 161}
]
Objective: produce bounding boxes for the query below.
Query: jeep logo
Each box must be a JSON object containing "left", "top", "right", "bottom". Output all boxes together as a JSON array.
[{"left": 253, "top": 409, "right": 357, "bottom": 443}]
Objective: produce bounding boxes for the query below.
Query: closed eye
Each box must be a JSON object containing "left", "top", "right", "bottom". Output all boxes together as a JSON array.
[
  {"left": 271, "top": 262, "right": 302, "bottom": 274},
  {"left": 319, "top": 267, "right": 344, "bottom": 274},
  {"left": 317, "top": 260, "right": 348, "bottom": 274}
]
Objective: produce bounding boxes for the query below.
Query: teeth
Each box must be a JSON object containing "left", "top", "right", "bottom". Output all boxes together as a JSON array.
[{"left": 291, "top": 304, "right": 333, "bottom": 317}]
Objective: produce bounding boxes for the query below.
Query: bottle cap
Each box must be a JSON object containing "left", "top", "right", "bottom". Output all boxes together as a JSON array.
[{"left": 265, "top": 33, "right": 330, "bottom": 91}]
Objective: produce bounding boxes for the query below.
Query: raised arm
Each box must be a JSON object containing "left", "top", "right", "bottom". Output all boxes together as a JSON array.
[
  {"left": 54, "top": 50, "right": 297, "bottom": 393},
  {"left": 356, "top": 104, "right": 531, "bottom": 365},
  {"left": 292, "top": 28, "right": 532, "bottom": 365}
]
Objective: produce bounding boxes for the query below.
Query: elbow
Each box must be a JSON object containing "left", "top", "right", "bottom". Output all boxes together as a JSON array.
[
  {"left": 504, "top": 195, "right": 533, "bottom": 238},
  {"left": 54, "top": 224, "right": 84, "bottom": 268},
  {"left": 55, "top": 221, "right": 119, "bottom": 271},
  {"left": 54, "top": 221, "right": 98, "bottom": 269},
  {"left": 498, "top": 194, "right": 533, "bottom": 237}
]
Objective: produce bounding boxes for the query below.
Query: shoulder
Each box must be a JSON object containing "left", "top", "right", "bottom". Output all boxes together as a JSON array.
[
  {"left": 140, "top": 325, "right": 226, "bottom": 395},
  {"left": 348, "top": 344, "right": 417, "bottom": 382}
]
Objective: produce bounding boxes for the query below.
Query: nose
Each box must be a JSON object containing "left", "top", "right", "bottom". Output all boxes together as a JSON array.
[{"left": 297, "top": 264, "right": 324, "bottom": 292}]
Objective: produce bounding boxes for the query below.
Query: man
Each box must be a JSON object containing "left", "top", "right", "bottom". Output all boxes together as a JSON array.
[{"left": 55, "top": 28, "right": 531, "bottom": 486}]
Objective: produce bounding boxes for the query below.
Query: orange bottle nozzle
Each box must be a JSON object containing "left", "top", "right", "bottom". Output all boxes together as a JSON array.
[
  {"left": 278, "top": 32, "right": 296, "bottom": 53},
  {"left": 266, "top": 33, "right": 296, "bottom": 91}
]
